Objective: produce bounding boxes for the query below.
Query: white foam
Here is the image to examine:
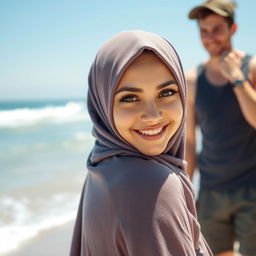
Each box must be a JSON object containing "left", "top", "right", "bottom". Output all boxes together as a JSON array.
[
  {"left": 0, "top": 193, "right": 79, "bottom": 254},
  {"left": 0, "top": 102, "right": 90, "bottom": 128},
  {"left": 74, "top": 131, "right": 94, "bottom": 141}
]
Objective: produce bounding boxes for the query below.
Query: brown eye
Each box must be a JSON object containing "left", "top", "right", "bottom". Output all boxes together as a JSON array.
[
  {"left": 159, "top": 89, "right": 177, "bottom": 98},
  {"left": 120, "top": 95, "right": 139, "bottom": 103}
]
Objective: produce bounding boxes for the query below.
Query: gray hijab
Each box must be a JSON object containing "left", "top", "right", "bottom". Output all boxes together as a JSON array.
[{"left": 87, "top": 30, "right": 187, "bottom": 173}]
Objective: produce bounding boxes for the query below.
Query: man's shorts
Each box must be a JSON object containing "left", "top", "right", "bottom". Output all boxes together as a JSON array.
[{"left": 197, "top": 186, "right": 256, "bottom": 256}]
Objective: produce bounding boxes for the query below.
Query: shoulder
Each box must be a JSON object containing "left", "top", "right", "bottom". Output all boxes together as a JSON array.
[
  {"left": 249, "top": 55, "right": 256, "bottom": 67},
  {"left": 104, "top": 156, "right": 185, "bottom": 205},
  {"left": 248, "top": 55, "right": 256, "bottom": 89},
  {"left": 93, "top": 156, "right": 188, "bottom": 216},
  {"left": 92, "top": 156, "right": 174, "bottom": 190},
  {"left": 185, "top": 68, "right": 198, "bottom": 104},
  {"left": 185, "top": 67, "right": 198, "bottom": 83},
  {"left": 108, "top": 156, "right": 177, "bottom": 189}
]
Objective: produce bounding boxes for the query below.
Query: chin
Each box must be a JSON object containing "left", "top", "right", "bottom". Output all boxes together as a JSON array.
[
  {"left": 139, "top": 146, "right": 166, "bottom": 156},
  {"left": 208, "top": 49, "right": 220, "bottom": 56},
  {"left": 208, "top": 47, "right": 229, "bottom": 57}
]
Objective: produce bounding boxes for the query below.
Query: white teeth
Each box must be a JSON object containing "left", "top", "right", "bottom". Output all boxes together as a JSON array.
[{"left": 139, "top": 127, "right": 163, "bottom": 135}]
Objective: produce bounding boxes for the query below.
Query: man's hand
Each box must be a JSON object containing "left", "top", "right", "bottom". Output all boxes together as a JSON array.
[{"left": 219, "top": 50, "right": 245, "bottom": 83}]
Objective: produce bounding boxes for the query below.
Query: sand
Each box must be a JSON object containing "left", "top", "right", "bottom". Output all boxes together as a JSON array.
[{"left": 3, "top": 221, "right": 75, "bottom": 256}]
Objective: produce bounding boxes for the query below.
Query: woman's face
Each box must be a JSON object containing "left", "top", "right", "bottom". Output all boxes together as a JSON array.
[{"left": 113, "top": 52, "right": 183, "bottom": 156}]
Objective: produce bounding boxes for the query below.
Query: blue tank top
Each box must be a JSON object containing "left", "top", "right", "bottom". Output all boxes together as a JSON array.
[{"left": 195, "top": 55, "right": 256, "bottom": 190}]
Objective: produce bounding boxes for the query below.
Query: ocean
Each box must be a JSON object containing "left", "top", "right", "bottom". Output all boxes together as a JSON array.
[{"left": 0, "top": 99, "right": 94, "bottom": 254}]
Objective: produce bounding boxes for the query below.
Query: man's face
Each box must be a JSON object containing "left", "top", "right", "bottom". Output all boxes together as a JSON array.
[{"left": 198, "top": 14, "right": 236, "bottom": 57}]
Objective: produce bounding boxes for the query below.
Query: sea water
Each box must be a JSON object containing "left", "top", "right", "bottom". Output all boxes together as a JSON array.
[{"left": 0, "top": 99, "right": 94, "bottom": 254}]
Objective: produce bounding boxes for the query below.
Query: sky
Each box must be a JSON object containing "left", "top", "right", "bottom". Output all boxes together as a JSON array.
[{"left": 1, "top": 0, "right": 256, "bottom": 101}]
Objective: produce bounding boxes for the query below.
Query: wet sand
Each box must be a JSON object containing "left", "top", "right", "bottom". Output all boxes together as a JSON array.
[{"left": 3, "top": 221, "right": 75, "bottom": 256}]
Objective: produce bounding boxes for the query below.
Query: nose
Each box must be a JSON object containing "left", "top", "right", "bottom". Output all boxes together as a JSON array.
[{"left": 141, "top": 101, "right": 163, "bottom": 122}]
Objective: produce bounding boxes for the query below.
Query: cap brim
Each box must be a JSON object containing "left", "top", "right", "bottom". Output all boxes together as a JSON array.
[{"left": 188, "top": 5, "right": 230, "bottom": 19}]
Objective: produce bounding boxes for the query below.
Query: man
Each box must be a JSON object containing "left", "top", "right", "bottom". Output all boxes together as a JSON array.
[{"left": 186, "top": 1, "right": 256, "bottom": 256}]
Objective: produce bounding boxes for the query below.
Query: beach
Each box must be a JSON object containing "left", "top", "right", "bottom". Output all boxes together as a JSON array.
[{"left": 4, "top": 221, "right": 74, "bottom": 256}]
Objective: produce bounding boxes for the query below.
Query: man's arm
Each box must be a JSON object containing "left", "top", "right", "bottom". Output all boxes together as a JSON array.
[
  {"left": 185, "top": 68, "right": 197, "bottom": 180},
  {"left": 219, "top": 51, "right": 256, "bottom": 128}
]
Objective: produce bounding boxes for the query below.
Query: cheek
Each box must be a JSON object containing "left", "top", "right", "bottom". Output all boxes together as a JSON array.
[
  {"left": 214, "top": 32, "right": 230, "bottom": 43},
  {"left": 164, "top": 100, "right": 183, "bottom": 122},
  {"left": 200, "top": 33, "right": 207, "bottom": 41},
  {"left": 113, "top": 105, "right": 138, "bottom": 132}
]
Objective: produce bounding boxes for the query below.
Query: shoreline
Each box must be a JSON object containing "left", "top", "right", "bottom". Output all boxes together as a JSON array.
[{"left": 3, "top": 220, "right": 75, "bottom": 256}]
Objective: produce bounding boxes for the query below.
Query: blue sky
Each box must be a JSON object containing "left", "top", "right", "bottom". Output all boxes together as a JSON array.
[{"left": 1, "top": 0, "right": 255, "bottom": 100}]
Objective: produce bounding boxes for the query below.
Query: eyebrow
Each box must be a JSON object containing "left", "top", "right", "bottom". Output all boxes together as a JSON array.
[{"left": 115, "top": 80, "right": 177, "bottom": 94}]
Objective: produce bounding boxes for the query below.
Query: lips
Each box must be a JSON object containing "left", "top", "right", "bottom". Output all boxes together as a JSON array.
[{"left": 134, "top": 124, "right": 168, "bottom": 140}]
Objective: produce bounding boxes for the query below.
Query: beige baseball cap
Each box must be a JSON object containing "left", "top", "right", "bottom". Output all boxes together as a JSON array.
[{"left": 188, "top": 0, "right": 236, "bottom": 19}]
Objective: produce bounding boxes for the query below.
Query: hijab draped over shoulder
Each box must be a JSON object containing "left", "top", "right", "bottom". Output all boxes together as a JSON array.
[{"left": 70, "top": 30, "right": 213, "bottom": 256}]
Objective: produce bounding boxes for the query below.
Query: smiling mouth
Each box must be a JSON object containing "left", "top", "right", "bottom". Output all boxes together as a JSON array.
[{"left": 134, "top": 124, "right": 168, "bottom": 140}]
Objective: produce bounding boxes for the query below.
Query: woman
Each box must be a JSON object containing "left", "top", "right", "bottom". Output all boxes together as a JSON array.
[{"left": 70, "top": 30, "right": 213, "bottom": 256}]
